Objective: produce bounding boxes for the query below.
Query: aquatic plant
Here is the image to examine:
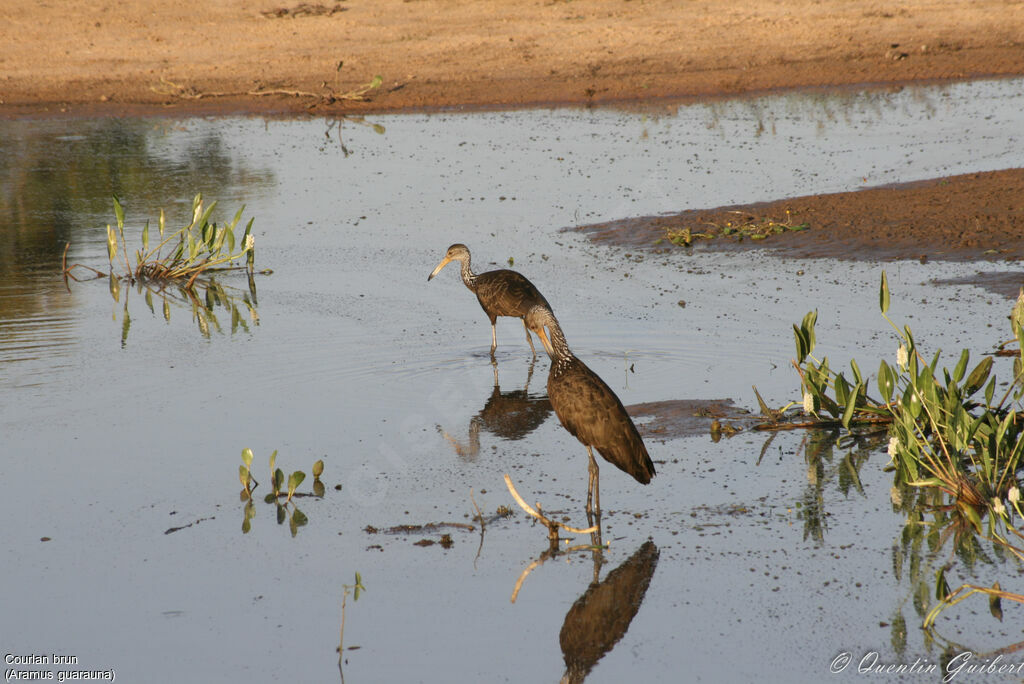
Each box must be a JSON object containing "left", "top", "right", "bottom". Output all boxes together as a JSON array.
[
  {"left": 63, "top": 195, "right": 263, "bottom": 342},
  {"left": 64, "top": 194, "right": 255, "bottom": 288},
  {"left": 238, "top": 448, "right": 325, "bottom": 536},
  {"left": 337, "top": 571, "right": 366, "bottom": 676},
  {"left": 656, "top": 210, "right": 808, "bottom": 247},
  {"left": 784, "top": 272, "right": 1024, "bottom": 627}
]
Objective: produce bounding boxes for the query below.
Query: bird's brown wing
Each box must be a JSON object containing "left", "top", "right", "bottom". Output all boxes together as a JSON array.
[
  {"left": 474, "top": 270, "right": 551, "bottom": 319},
  {"left": 549, "top": 359, "right": 655, "bottom": 484}
]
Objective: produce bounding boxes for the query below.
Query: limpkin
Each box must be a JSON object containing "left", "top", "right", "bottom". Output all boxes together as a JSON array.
[
  {"left": 428, "top": 244, "right": 551, "bottom": 357},
  {"left": 524, "top": 305, "right": 655, "bottom": 519}
]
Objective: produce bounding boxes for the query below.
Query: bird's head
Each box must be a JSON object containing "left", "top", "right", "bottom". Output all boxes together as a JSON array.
[
  {"left": 524, "top": 305, "right": 560, "bottom": 359},
  {"left": 428, "top": 243, "right": 470, "bottom": 281}
]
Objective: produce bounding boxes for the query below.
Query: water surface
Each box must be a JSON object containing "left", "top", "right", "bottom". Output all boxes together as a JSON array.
[{"left": 2, "top": 78, "right": 1024, "bottom": 682}]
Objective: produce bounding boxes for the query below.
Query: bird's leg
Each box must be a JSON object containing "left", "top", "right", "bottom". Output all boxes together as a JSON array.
[
  {"left": 525, "top": 355, "right": 535, "bottom": 389},
  {"left": 522, "top": 319, "right": 537, "bottom": 358},
  {"left": 491, "top": 359, "right": 499, "bottom": 385},
  {"left": 585, "top": 446, "right": 602, "bottom": 523},
  {"left": 490, "top": 323, "right": 498, "bottom": 357}
]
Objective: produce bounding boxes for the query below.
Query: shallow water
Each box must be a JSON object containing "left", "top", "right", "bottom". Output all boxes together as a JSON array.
[{"left": 3, "top": 78, "right": 1024, "bottom": 682}]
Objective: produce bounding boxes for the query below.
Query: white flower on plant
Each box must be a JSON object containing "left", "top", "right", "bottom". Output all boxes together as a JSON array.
[
  {"left": 993, "top": 497, "right": 1007, "bottom": 517},
  {"left": 244, "top": 234, "right": 255, "bottom": 252},
  {"left": 1009, "top": 486, "right": 1020, "bottom": 504},
  {"left": 802, "top": 391, "right": 814, "bottom": 414},
  {"left": 897, "top": 344, "right": 908, "bottom": 371},
  {"left": 887, "top": 436, "right": 899, "bottom": 459}
]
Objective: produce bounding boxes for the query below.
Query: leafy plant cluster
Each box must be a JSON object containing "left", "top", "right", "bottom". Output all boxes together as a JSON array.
[
  {"left": 789, "top": 271, "right": 1024, "bottom": 627},
  {"left": 239, "top": 448, "right": 326, "bottom": 536},
  {"left": 103, "top": 194, "right": 255, "bottom": 287}
]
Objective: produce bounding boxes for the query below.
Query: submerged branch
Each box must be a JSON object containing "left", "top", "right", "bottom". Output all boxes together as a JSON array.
[{"left": 503, "top": 474, "right": 597, "bottom": 547}]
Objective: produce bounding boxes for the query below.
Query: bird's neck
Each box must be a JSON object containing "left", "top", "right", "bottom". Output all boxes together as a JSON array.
[
  {"left": 546, "top": 319, "right": 574, "bottom": 363},
  {"left": 458, "top": 257, "right": 477, "bottom": 289}
]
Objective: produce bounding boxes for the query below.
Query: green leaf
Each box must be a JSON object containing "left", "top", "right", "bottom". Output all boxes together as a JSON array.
[
  {"left": 241, "top": 447, "right": 254, "bottom": 468},
  {"left": 142, "top": 220, "right": 149, "bottom": 252},
  {"left": 159, "top": 208, "right": 166, "bottom": 237},
  {"left": 369, "top": 74, "right": 383, "bottom": 90},
  {"left": 835, "top": 373, "right": 850, "bottom": 408},
  {"left": 802, "top": 311, "right": 817, "bottom": 355},
  {"left": 963, "top": 356, "right": 993, "bottom": 398},
  {"left": 313, "top": 459, "right": 324, "bottom": 479},
  {"left": 841, "top": 382, "right": 860, "bottom": 428},
  {"left": 288, "top": 471, "right": 306, "bottom": 497},
  {"left": 952, "top": 349, "right": 970, "bottom": 383},
  {"left": 850, "top": 358, "right": 863, "bottom": 385},
  {"left": 239, "top": 464, "right": 250, "bottom": 487},
  {"left": 878, "top": 360, "right": 895, "bottom": 403},
  {"left": 793, "top": 324, "right": 808, "bottom": 363},
  {"left": 269, "top": 449, "right": 277, "bottom": 475},
  {"left": 880, "top": 270, "right": 890, "bottom": 313},
  {"left": 113, "top": 196, "right": 125, "bottom": 231}
]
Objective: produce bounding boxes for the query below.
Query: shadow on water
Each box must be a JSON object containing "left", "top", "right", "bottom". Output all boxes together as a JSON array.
[{"left": 437, "top": 358, "right": 553, "bottom": 459}]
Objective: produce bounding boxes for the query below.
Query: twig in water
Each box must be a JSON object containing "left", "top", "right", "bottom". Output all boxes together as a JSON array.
[{"left": 503, "top": 474, "right": 597, "bottom": 547}]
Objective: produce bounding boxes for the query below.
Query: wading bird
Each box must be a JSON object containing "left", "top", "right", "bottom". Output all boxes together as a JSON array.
[
  {"left": 428, "top": 243, "right": 551, "bottom": 357},
  {"left": 524, "top": 305, "right": 655, "bottom": 519}
]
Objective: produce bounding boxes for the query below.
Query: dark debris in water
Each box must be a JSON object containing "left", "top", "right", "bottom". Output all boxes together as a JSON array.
[
  {"left": 165, "top": 515, "right": 215, "bottom": 535},
  {"left": 367, "top": 521, "right": 476, "bottom": 535}
]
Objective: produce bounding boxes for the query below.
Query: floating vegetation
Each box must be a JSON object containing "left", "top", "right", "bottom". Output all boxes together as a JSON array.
[
  {"left": 239, "top": 448, "right": 326, "bottom": 536},
  {"left": 775, "top": 271, "right": 1024, "bottom": 628},
  {"left": 654, "top": 210, "right": 809, "bottom": 247},
  {"left": 63, "top": 194, "right": 265, "bottom": 342},
  {"left": 64, "top": 194, "right": 256, "bottom": 287}
]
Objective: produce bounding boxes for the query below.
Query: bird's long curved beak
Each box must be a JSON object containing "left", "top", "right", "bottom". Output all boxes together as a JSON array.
[
  {"left": 427, "top": 255, "right": 452, "bottom": 282},
  {"left": 534, "top": 325, "right": 555, "bottom": 359}
]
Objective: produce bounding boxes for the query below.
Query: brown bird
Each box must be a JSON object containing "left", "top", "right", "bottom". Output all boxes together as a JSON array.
[
  {"left": 525, "top": 305, "right": 655, "bottom": 519},
  {"left": 428, "top": 243, "right": 551, "bottom": 357}
]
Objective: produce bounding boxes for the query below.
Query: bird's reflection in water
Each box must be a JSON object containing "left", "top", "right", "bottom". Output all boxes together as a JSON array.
[
  {"left": 559, "top": 541, "right": 660, "bottom": 683},
  {"left": 438, "top": 359, "right": 553, "bottom": 460}
]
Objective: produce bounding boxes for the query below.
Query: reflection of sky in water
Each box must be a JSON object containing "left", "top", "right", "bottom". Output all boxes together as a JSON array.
[{"left": 1, "top": 78, "right": 1024, "bottom": 681}]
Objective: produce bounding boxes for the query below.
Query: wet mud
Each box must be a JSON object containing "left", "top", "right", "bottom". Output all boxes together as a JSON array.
[{"left": 573, "top": 168, "right": 1024, "bottom": 263}]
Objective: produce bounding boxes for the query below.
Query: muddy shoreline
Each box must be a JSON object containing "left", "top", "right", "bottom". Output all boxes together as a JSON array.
[{"left": 3, "top": 1, "right": 1023, "bottom": 261}]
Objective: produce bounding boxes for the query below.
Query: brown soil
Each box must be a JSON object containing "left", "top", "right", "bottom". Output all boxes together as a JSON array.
[
  {"left": 577, "top": 169, "right": 1024, "bottom": 262},
  {"left": 3, "top": 0, "right": 1023, "bottom": 261}
]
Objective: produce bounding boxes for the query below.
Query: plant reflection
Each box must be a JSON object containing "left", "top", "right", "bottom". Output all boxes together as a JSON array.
[
  {"left": 104, "top": 272, "right": 259, "bottom": 344},
  {"left": 890, "top": 483, "right": 1024, "bottom": 648},
  {"left": 783, "top": 427, "right": 882, "bottom": 544},
  {"left": 438, "top": 359, "right": 552, "bottom": 460}
]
